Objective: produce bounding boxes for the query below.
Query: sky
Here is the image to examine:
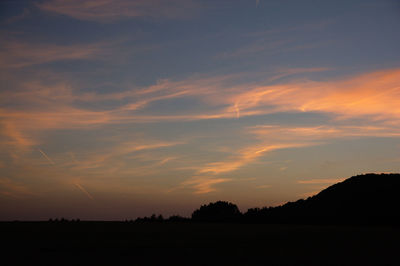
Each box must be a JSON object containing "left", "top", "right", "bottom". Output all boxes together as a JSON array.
[{"left": 1, "top": 0, "right": 400, "bottom": 220}]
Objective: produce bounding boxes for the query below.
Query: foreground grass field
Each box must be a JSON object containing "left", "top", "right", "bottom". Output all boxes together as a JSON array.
[{"left": 2, "top": 222, "right": 399, "bottom": 266}]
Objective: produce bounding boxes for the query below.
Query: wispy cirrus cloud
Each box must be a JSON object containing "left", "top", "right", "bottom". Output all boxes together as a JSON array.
[
  {"left": 0, "top": 40, "right": 107, "bottom": 68},
  {"left": 2, "top": 67, "right": 400, "bottom": 192},
  {"left": 250, "top": 125, "right": 400, "bottom": 143},
  {"left": 228, "top": 69, "right": 400, "bottom": 122},
  {"left": 177, "top": 140, "right": 313, "bottom": 194},
  {"left": 66, "top": 140, "right": 184, "bottom": 173},
  {"left": 0, "top": 121, "right": 37, "bottom": 151},
  {"left": 1, "top": 67, "right": 400, "bottom": 155},
  {"left": 197, "top": 143, "right": 309, "bottom": 176},
  {"left": 1, "top": 67, "right": 400, "bottom": 188},
  {"left": 178, "top": 176, "right": 232, "bottom": 194},
  {"left": 114, "top": 67, "right": 400, "bottom": 126},
  {"left": 179, "top": 69, "right": 400, "bottom": 194},
  {"left": 183, "top": 122, "right": 400, "bottom": 194},
  {"left": 37, "top": 0, "right": 200, "bottom": 22},
  {"left": 179, "top": 122, "right": 400, "bottom": 194}
]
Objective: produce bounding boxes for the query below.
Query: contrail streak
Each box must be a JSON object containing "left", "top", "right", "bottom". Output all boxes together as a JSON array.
[
  {"left": 74, "top": 183, "right": 94, "bottom": 200},
  {"left": 38, "top": 148, "right": 55, "bottom": 165}
]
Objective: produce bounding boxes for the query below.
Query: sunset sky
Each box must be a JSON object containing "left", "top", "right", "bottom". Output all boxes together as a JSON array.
[{"left": 1, "top": 0, "right": 400, "bottom": 220}]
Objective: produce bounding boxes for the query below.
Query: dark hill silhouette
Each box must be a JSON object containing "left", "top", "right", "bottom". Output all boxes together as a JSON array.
[
  {"left": 133, "top": 173, "right": 400, "bottom": 224},
  {"left": 244, "top": 173, "right": 400, "bottom": 224},
  {"left": 2, "top": 174, "right": 400, "bottom": 266}
]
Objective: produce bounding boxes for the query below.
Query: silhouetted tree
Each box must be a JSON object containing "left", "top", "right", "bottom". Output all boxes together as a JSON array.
[
  {"left": 135, "top": 214, "right": 165, "bottom": 223},
  {"left": 191, "top": 201, "right": 242, "bottom": 222}
]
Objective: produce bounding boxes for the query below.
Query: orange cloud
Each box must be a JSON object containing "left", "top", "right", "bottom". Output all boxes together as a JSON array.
[
  {"left": 158, "top": 157, "right": 177, "bottom": 165},
  {"left": 197, "top": 143, "right": 308, "bottom": 175},
  {"left": 0, "top": 106, "right": 113, "bottom": 153},
  {"left": 181, "top": 120, "right": 400, "bottom": 193},
  {"left": 229, "top": 69, "right": 400, "bottom": 122},
  {"left": 107, "top": 67, "right": 400, "bottom": 126},
  {"left": 174, "top": 143, "right": 309, "bottom": 194},
  {"left": 256, "top": 184, "right": 271, "bottom": 189},
  {"left": 1, "top": 121, "right": 37, "bottom": 150},
  {"left": 179, "top": 176, "right": 232, "bottom": 194},
  {"left": 250, "top": 125, "right": 400, "bottom": 142}
]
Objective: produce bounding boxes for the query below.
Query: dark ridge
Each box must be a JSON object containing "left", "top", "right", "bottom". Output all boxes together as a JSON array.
[
  {"left": 134, "top": 173, "right": 400, "bottom": 225},
  {"left": 243, "top": 173, "right": 400, "bottom": 224}
]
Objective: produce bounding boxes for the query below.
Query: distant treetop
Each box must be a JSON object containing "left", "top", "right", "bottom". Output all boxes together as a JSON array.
[{"left": 191, "top": 201, "right": 242, "bottom": 222}]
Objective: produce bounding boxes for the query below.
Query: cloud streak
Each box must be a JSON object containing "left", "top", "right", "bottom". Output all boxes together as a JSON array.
[
  {"left": 250, "top": 125, "right": 400, "bottom": 143},
  {"left": 37, "top": 0, "right": 200, "bottom": 22},
  {"left": 38, "top": 149, "right": 55, "bottom": 165},
  {"left": 197, "top": 143, "right": 308, "bottom": 176},
  {"left": 179, "top": 176, "right": 232, "bottom": 194},
  {"left": 74, "top": 183, "right": 94, "bottom": 200},
  {"left": 67, "top": 140, "right": 184, "bottom": 174},
  {"left": 229, "top": 69, "right": 400, "bottom": 122},
  {"left": 0, "top": 40, "right": 107, "bottom": 68}
]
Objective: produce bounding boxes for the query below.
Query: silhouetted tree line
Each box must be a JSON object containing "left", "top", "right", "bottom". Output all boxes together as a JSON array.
[
  {"left": 45, "top": 174, "right": 399, "bottom": 225},
  {"left": 48, "top": 218, "right": 80, "bottom": 222},
  {"left": 135, "top": 214, "right": 190, "bottom": 223},
  {"left": 134, "top": 174, "right": 400, "bottom": 225}
]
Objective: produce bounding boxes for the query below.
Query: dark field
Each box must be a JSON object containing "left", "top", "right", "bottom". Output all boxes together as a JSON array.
[{"left": 1, "top": 222, "right": 399, "bottom": 266}]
